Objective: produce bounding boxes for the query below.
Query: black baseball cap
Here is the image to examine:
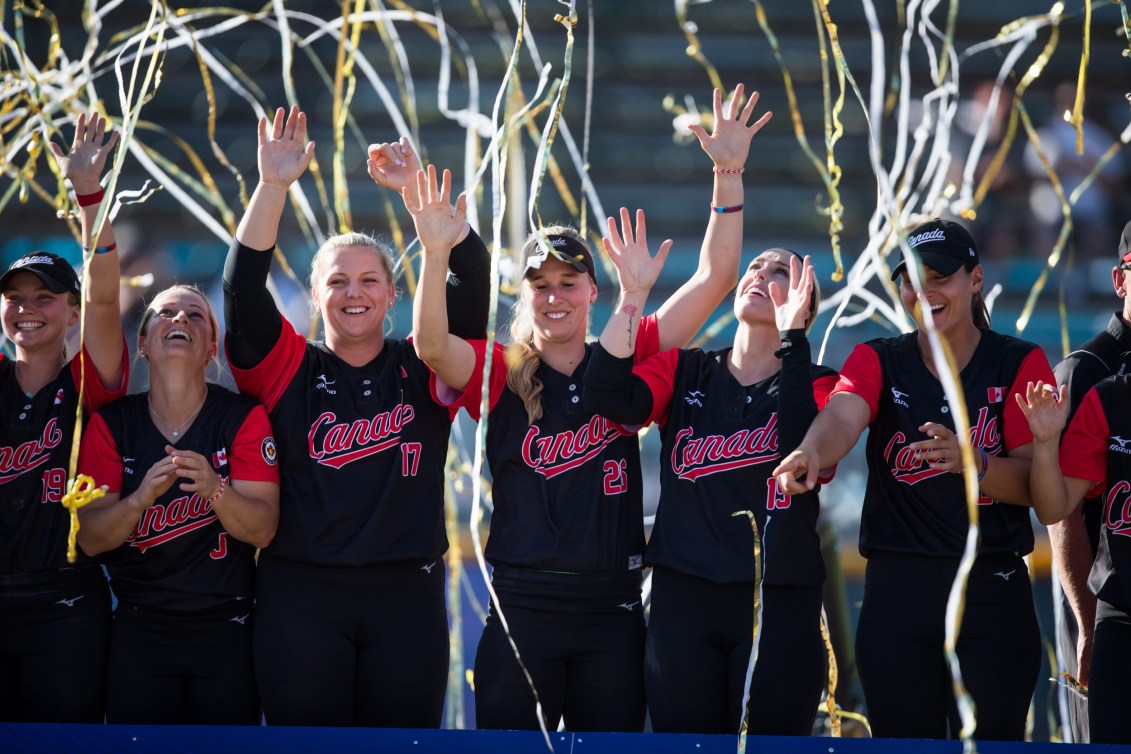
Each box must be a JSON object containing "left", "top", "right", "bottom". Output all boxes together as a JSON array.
[
  {"left": 521, "top": 233, "right": 596, "bottom": 281},
  {"left": 0, "top": 252, "right": 81, "bottom": 297},
  {"left": 891, "top": 218, "right": 980, "bottom": 281},
  {"left": 1118, "top": 220, "right": 1131, "bottom": 265}
]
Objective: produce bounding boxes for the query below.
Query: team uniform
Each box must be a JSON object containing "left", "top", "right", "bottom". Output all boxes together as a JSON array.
[
  {"left": 1049, "top": 312, "right": 1131, "bottom": 741},
  {"left": 449, "top": 316, "right": 660, "bottom": 732},
  {"left": 77, "top": 385, "right": 277, "bottom": 724},
  {"left": 0, "top": 347, "right": 126, "bottom": 722},
  {"left": 223, "top": 231, "right": 488, "bottom": 727},
  {"left": 835, "top": 330, "right": 1053, "bottom": 739},
  {"left": 1056, "top": 375, "right": 1131, "bottom": 744},
  {"left": 585, "top": 330, "right": 838, "bottom": 734}
]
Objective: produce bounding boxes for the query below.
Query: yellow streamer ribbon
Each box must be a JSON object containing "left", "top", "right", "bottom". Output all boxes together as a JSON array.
[{"left": 60, "top": 474, "right": 107, "bottom": 564}]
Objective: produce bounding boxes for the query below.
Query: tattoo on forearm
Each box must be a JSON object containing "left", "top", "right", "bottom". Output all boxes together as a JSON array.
[{"left": 622, "top": 303, "right": 638, "bottom": 349}]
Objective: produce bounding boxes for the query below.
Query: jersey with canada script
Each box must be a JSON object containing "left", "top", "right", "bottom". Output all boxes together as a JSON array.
[
  {"left": 78, "top": 385, "right": 277, "bottom": 611},
  {"left": 1, "top": 346, "right": 127, "bottom": 575},
  {"left": 228, "top": 316, "right": 460, "bottom": 566},
  {"left": 1058, "top": 376, "right": 1131, "bottom": 612},
  {"left": 452, "top": 316, "right": 659, "bottom": 573},
  {"left": 634, "top": 348, "right": 838, "bottom": 586},
  {"left": 834, "top": 330, "right": 1053, "bottom": 558}
]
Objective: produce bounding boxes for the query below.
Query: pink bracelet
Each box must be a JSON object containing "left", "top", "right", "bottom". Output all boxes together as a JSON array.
[
  {"left": 75, "top": 188, "right": 105, "bottom": 207},
  {"left": 711, "top": 203, "right": 744, "bottom": 214},
  {"left": 713, "top": 166, "right": 744, "bottom": 174},
  {"left": 208, "top": 476, "right": 227, "bottom": 504}
]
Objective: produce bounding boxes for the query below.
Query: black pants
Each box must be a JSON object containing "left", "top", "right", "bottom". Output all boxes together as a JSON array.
[
  {"left": 0, "top": 565, "right": 111, "bottom": 722},
  {"left": 1088, "top": 599, "right": 1131, "bottom": 744},
  {"left": 856, "top": 551, "right": 1040, "bottom": 740},
  {"left": 106, "top": 600, "right": 258, "bottom": 724},
  {"left": 474, "top": 568, "right": 646, "bottom": 732},
  {"left": 645, "top": 567, "right": 824, "bottom": 735},
  {"left": 254, "top": 554, "right": 449, "bottom": 727}
]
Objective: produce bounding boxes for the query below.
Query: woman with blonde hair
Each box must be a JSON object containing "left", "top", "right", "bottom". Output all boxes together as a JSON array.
[
  {"left": 0, "top": 111, "right": 127, "bottom": 722},
  {"left": 407, "top": 83, "right": 771, "bottom": 731}
]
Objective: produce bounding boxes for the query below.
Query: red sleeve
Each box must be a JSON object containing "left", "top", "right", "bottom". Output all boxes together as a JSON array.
[
  {"left": 422, "top": 338, "right": 489, "bottom": 421},
  {"left": 229, "top": 405, "right": 280, "bottom": 484},
  {"left": 830, "top": 344, "right": 883, "bottom": 423},
  {"left": 447, "top": 340, "right": 508, "bottom": 422},
  {"left": 1059, "top": 387, "right": 1108, "bottom": 493},
  {"left": 77, "top": 412, "right": 124, "bottom": 495},
  {"left": 813, "top": 372, "right": 841, "bottom": 483},
  {"left": 1002, "top": 347, "right": 1055, "bottom": 451},
  {"left": 632, "top": 349, "right": 679, "bottom": 427},
  {"left": 71, "top": 337, "right": 129, "bottom": 412},
  {"left": 634, "top": 313, "right": 660, "bottom": 362},
  {"left": 226, "top": 316, "right": 306, "bottom": 412}
]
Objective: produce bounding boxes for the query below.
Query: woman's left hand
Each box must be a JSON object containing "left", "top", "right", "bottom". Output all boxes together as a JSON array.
[
  {"left": 49, "top": 111, "right": 119, "bottom": 196},
  {"left": 602, "top": 207, "right": 673, "bottom": 295},
  {"left": 767, "top": 254, "right": 815, "bottom": 332},
  {"left": 166, "top": 445, "right": 223, "bottom": 500},
  {"left": 908, "top": 421, "right": 974, "bottom": 474},
  {"left": 367, "top": 136, "right": 423, "bottom": 193}
]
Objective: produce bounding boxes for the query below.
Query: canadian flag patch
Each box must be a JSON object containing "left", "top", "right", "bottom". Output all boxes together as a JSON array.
[
  {"left": 986, "top": 386, "right": 1006, "bottom": 403},
  {"left": 212, "top": 448, "right": 228, "bottom": 467}
]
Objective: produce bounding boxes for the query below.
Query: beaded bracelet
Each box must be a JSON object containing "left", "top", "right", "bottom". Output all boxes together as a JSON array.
[
  {"left": 976, "top": 448, "right": 989, "bottom": 482},
  {"left": 713, "top": 166, "right": 745, "bottom": 174},
  {"left": 75, "top": 188, "right": 105, "bottom": 207},
  {"left": 711, "top": 203, "right": 744, "bottom": 214},
  {"left": 94, "top": 242, "right": 117, "bottom": 255},
  {"left": 208, "top": 476, "right": 227, "bottom": 504}
]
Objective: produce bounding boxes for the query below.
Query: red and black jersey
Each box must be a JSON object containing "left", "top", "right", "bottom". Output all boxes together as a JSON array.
[
  {"left": 637, "top": 348, "right": 838, "bottom": 586},
  {"left": 78, "top": 385, "right": 277, "bottom": 611},
  {"left": 0, "top": 345, "right": 127, "bottom": 575},
  {"left": 834, "top": 330, "right": 1053, "bottom": 558},
  {"left": 1059, "top": 376, "right": 1131, "bottom": 612},
  {"left": 451, "top": 316, "right": 660, "bottom": 573},
  {"left": 228, "top": 316, "right": 457, "bottom": 566}
]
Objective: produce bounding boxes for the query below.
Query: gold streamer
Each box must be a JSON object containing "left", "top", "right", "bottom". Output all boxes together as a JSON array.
[{"left": 731, "top": 509, "right": 763, "bottom": 754}]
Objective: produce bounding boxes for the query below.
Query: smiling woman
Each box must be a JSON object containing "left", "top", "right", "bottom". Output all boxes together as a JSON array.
[{"left": 75, "top": 284, "right": 280, "bottom": 725}]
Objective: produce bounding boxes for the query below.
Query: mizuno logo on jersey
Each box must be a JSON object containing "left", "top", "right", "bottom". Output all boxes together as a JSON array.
[
  {"left": 670, "top": 415, "right": 779, "bottom": 482},
  {"left": 684, "top": 390, "right": 705, "bottom": 407},
  {"left": 1110, "top": 436, "right": 1131, "bottom": 454},
  {"left": 0, "top": 418, "right": 63, "bottom": 485},
  {"left": 307, "top": 405, "right": 416, "bottom": 469},
  {"left": 128, "top": 488, "right": 220, "bottom": 553},
  {"left": 520, "top": 416, "right": 628, "bottom": 479},
  {"left": 315, "top": 374, "right": 337, "bottom": 394},
  {"left": 891, "top": 387, "right": 910, "bottom": 408}
]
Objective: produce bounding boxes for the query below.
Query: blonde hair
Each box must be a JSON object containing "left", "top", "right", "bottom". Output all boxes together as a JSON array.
[
  {"left": 309, "top": 231, "right": 399, "bottom": 317},
  {"left": 506, "top": 225, "right": 593, "bottom": 424}
]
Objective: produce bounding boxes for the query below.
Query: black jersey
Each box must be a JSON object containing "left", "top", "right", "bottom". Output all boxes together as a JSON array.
[
  {"left": 78, "top": 385, "right": 277, "bottom": 611},
  {"left": 835, "top": 330, "right": 1054, "bottom": 557},
  {"left": 1059, "top": 377, "right": 1131, "bottom": 612},
  {"left": 1055, "top": 313, "right": 1131, "bottom": 419},
  {"left": 229, "top": 317, "right": 458, "bottom": 566},
  {"left": 0, "top": 346, "right": 127, "bottom": 575},
  {"left": 636, "top": 347, "right": 838, "bottom": 586},
  {"left": 452, "top": 316, "right": 660, "bottom": 573}
]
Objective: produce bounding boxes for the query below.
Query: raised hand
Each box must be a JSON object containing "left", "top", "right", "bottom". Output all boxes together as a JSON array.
[
  {"left": 1015, "top": 381, "right": 1068, "bottom": 444},
  {"left": 767, "top": 254, "right": 815, "bottom": 332},
  {"left": 401, "top": 165, "right": 468, "bottom": 254},
  {"left": 686, "top": 83, "right": 773, "bottom": 170},
  {"left": 48, "top": 111, "right": 119, "bottom": 196},
  {"left": 257, "top": 106, "right": 315, "bottom": 189},
  {"left": 367, "top": 136, "right": 423, "bottom": 193},
  {"left": 602, "top": 208, "right": 673, "bottom": 295}
]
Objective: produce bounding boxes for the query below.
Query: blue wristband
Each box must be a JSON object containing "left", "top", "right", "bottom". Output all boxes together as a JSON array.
[{"left": 976, "top": 448, "right": 988, "bottom": 482}]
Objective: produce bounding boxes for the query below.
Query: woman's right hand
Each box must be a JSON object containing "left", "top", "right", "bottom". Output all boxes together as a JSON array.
[
  {"left": 257, "top": 106, "right": 315, "bottom": 189},
  {"left": 48, "top": 111, "right": 119, "bottom": 196},
  {"left": 130, "top": 455, "right": 178, "bottom": 511},
  {"left": 768, "top": 254, "right": 815, "bottom": 332},
  {"left": 401, "top": 165, "right": 468, "bottom": 255},
  {"left": 1015, "top": 381, "right": 1067, "bottom": 444},
  {"left": 773, "top": 448, "right": 818, "bottom": 494}
]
